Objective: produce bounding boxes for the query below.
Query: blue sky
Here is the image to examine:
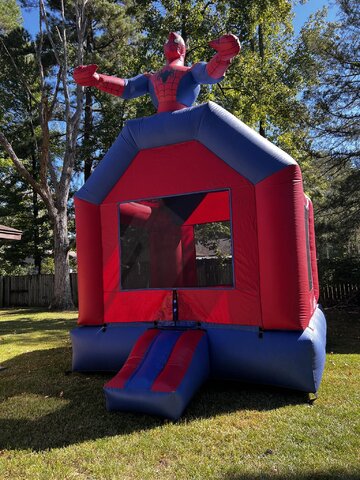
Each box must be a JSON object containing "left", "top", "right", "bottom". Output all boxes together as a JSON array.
[
  {"left": 292, "top": 0, "right": 338, "bottom": 33},
  {"left": 21, "top": 0, "right": 338, "bottom": 38}
]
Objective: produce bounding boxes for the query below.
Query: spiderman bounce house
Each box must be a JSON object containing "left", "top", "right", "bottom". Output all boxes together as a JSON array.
[{"left": 71, "top": 33, "right": 326, "bottom": 420}]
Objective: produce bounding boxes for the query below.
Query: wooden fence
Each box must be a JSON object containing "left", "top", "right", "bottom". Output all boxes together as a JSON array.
[
  {"left": 0, "top": 274, "right": 358, "bottom": 309},
  {"left": 319, "top": 283, "right": 359, "bottom": 308},
  {"left": 0, "top": 274, "right": 78, "bottom": 308}
]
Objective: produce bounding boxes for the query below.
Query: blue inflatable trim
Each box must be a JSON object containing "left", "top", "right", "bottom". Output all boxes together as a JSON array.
[
  {"left": 207, "top": 306, "right": 327, "bottom": 393},
  {"left": 75, "top": 102, "right": 296, "bottom": 205},
  {"left": 104, "top": 330, "right": 210, "bottom": 420},
  {"left": 71, "top": 306, "right": 326, "bottom": 394},
  {"left": 71, "top": 323, "right": 150, "bottom": 372}
]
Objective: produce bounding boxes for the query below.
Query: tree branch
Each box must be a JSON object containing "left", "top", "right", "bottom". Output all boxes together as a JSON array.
[
  {"left": 58, "top": 0, "right": 86, "bottom": 204},
  {"left": 0, "top": 131, "right": 54, "bottom": 216},
  {"left": 49, "top": 66, "right": 63, "bottom": 117},
  {"left": 39, "top": 0, "right": 63, "bottom": 67},
  {"left": 37, "top": 2, "right": 51, "bottom": 190}
]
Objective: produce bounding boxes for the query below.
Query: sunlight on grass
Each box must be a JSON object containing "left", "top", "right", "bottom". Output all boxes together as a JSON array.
[
  {"left": 0, "top": 308, "right": 359, "bottom": 480},
  {"left": 0, "top": 309, "right": 77, "bottom": 363}
]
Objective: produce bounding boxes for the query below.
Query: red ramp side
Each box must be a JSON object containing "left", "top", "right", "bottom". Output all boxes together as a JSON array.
[{"left": 104, "top": 329, "right": 209, "bottom": 420}]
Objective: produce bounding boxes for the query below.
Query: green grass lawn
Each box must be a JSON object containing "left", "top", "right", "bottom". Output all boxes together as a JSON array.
[{"left": 0, "top": 308, "right": 359, "bottom": 480}]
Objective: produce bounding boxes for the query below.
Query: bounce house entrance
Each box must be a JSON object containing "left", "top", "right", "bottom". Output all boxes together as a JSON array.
[
  {"left": 103, "top": 190, "right": 235, "bottom": 417},
  {"left": 119, "top": 189, "right": 234, "bottom": 291}
]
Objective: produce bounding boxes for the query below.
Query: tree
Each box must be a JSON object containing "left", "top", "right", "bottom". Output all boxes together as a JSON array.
[
  {"left": 298, "top": 0, "right": 360, "bottom": 260},
  {"left": 134, "top": 1, "right": 312, "bottom": 148},
  {"left": 0, "top": 25, "right": 54, "bottom": 274},
  {"left": 75, "top": 0, "right": 146, "bottom": 180},
  {"left": 0, "top": 155, "right": 53, "bottom": 275},
  {"left": 0, "top": 0, "right": 21, "bottom": 35},
  {"left": 0, "top": 0, "right": 88, "bottom": 308}
]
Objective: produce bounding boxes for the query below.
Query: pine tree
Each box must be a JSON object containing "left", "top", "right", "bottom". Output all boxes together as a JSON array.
[{"left": 298, "top": 0, "right": 360, "bottom": 263}]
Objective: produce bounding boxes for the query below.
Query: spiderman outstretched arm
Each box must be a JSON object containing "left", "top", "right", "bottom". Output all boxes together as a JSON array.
[
  {"left": 73, "top": 65, "right": 149, "bottom": 98},
  {"left": 73, "top": 34, "right": 240, "bottom": 103},
  {"left": 191, "top": 34, "right": 241, "bottom": 83}
]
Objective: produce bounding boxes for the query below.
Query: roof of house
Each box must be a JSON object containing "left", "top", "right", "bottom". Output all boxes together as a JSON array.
[
  {"left": 0, "top": 225, "right": 22, "bottom": 241},
  {"left": 196, "top": 239, "right": 232, "bottom": 258}
]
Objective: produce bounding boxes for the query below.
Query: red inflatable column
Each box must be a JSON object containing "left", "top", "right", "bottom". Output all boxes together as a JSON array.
[
  {"left": 150, "top": 209, "right": 183, "bottom": 288},
  {"left": 119, "top": 202, "right": 152, "bottom": 226},
  {"left": 256, "top": 165, "right": 312, "bottom": 330},
  {"left": 75, "top": 198, "right": 104, "bottom": 325},
  {"left": 181, "top": 225, "right": 197, "bottom": 287},
  {"left": 307, "top": 197, "right": 320, "bottom": 302}
]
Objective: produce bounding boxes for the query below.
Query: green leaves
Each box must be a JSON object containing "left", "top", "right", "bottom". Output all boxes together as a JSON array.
[
  {"left": 0, "top": 0, "right": 22, "bottom": 35},
  {"left": 298, "top": 0, "right": 360, "bottom": 261}
]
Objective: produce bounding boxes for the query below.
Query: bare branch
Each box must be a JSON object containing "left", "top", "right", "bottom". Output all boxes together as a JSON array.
[
  {"left": 49, "top": 66, "right": 63, "bottom": 116},
  {"left": 59, "top": 0, "right": 71, "bottom": 118},
  {"left": 0, "top": 131, "right": 54, "bottom": 215},
  {"left": 58, "top": 0, "right": 86, "bottom": 203},
  {"left": 37, "top": 2, "right": 51, "bottom": 189},
  {"left": 48, "top": 157, "right": 60, "bottom": 192},
  {"left": 39, "top": 0, "right": 63, "bottom": 66},
  {"left": 39, "top": 99, "right": 51, "bottom": 185}
]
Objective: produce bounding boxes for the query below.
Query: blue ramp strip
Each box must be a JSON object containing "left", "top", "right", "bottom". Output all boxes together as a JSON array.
[
  {"left": 125, "top": 330, "right": 182, "bottom": 391},
  {"left": 104, "top": 329, "right": 210, "bottom": 420}
]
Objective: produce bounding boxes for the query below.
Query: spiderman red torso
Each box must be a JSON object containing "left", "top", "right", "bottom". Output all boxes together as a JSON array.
[
  {"left": 121, "top": 62, "right": 221, "bottom": 113},
  {"left": 149, "top": 65, "right": 191, "bottom": 113}
]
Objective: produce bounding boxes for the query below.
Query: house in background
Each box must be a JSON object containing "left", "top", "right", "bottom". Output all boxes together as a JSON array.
[{"left": 0, "top": 225, "right": 22, "bottom": 241}]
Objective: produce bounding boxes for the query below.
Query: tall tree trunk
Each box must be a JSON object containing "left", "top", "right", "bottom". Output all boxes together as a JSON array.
[
  {"left": 83, "top": 88, "right": 93, "bottom": 181},
  {"left": 258, "top": 23, "right": 266, "bottom": 138},
  {"left": 84, "top": 22, "right": 94, "bottom": 181},
  {"left": 52, "top": 209, "right": 74, "bottom": 309},
  {"left": 32, "top": 188, "right": 42, "bottom": 274},
  {"left": 31, "top": 148, "right": 42, "bottom": 274},
  {"left": 259, "top": 119, "right": 266, "bottom": 138},
  {"left": 258, "top": 23, "right": 265, "bottom": 60}
]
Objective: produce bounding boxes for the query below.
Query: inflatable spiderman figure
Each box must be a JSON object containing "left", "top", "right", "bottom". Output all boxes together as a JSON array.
[{"left": 73, "top": 32, "right": 240, "bottom": 113}]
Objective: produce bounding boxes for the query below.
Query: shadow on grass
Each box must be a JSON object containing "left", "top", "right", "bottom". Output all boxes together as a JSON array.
[
  {"left": 325, "top": 307, "right": 360, "bottom": 354},
  {"left": 0, "top": 346, "right": 308, "bottom": 451}
]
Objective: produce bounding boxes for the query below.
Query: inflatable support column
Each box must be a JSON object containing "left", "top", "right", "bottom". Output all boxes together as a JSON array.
[{"left": 104, "top": 329, "right": 209, "bottom": 420}]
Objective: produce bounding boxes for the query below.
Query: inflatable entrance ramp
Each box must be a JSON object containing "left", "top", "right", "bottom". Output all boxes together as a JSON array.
[{"left": 104, "top": 329, "right": 209, "bottom": 420}]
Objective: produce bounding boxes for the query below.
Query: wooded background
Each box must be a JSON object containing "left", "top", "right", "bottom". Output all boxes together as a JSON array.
[{"left": 0, "top": 0, "right": 358, "bottom": 308}]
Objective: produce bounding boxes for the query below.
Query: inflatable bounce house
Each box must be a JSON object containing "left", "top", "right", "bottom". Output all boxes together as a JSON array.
[{"left": 71, "top": 32, "right": 326, "bottom": 420}]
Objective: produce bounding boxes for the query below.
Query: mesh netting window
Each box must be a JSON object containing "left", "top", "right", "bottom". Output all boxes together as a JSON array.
[{"left": 119, "top": 190, "right": 233, "bottom": 290}]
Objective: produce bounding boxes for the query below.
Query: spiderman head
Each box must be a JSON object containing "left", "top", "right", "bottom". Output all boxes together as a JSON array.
[{"left": 164, "top": 32, "right": 186, "bottom": 64}]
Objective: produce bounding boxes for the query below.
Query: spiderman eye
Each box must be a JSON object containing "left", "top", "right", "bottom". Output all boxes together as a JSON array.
[{"left": 174, "top": 38, "right": 180, "bottom": 44}]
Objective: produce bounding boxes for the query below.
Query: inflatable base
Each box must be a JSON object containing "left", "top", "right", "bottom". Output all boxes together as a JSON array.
[{"left": 71, "top": 306, "right": 326, "bottom": 396}]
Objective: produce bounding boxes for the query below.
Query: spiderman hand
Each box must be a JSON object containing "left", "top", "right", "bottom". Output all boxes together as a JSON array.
[
  {"left": 209, "top": 34, "right": 241, "bottom": 61},
  {"left": 73, "top": 64, "right": 100, "bottom": 87}
]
